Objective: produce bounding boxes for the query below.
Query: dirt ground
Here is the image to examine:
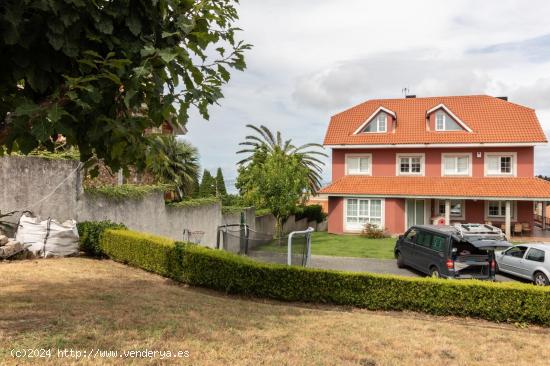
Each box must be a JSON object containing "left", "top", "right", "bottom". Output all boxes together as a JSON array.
[{"left": 1, "top": 257, "right": 549, "bottom": 365}]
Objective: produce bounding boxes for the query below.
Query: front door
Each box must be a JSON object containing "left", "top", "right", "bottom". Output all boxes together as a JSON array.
[{"left": 406, "top": 199, "right": 426, "bottom": 229}]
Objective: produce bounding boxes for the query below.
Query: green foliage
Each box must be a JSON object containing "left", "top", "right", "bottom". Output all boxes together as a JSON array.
[
  {"left": 85, "top": 184, "right": 171, "bottom": 201},
  {"left": 361, "top": 223, "right": 388, "bottom": 239},
  {"left": 255, "top": 208, "right": 271, "bottom": 217},
  {"left": 237, "top": 150, "right": 309, "bottom": 237},
  {"left": 0, "top": 0, "right": 251, "bottom": 175},
  {"left": 101, "top": 229, "right": 186, "bottom": 280},
  {"left": 77, "top": 221, "right": 127, "bottom": 257},
  {"left": 215, "top": 167, "right": 227, "bottom": 196},
  {"left": 222, "top": 206, "right": 245, "bottom": 214},
  {"left": 294, "top": 204, "right": 327, "bottom": 223},
  {"left": 199, "top": 169, "right": 216, "bottom": 197},
  {"left": 146, "top": 135, "right": 199, "bottom": 200},
  {"left": 99, "top": 228, "right": 550, "bottom": 326},
  {"left": 236, "top": 124, "right": 327, "bottom": 194},
  {"left": 167, "top": 197, "right": 220, "bottom": 209},
  {"left": 222, "top": 193, "right": 244, "bottom": 207}
]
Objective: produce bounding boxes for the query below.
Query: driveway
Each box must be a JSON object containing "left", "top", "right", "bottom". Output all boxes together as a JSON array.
[{"left": 248, "top": 250, "right": 525, "bottom": 283}]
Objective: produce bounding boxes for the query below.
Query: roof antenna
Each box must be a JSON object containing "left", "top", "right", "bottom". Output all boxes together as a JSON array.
[{"left": 402, "top": 87, "right": 409, "bottom": 97}]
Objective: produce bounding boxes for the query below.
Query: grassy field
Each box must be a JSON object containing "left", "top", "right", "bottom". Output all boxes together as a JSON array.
[
  {"left": 1, "top": 258, "right": 550, "bottom": 365},
  {"left": 256, "top": 232, "right": 396, "bottom": 259}
]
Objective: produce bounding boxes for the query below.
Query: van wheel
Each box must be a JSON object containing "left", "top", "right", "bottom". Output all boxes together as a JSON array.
[
  {"left": 396, "top": 251, "right": 405, "bottom": 268},
  {"left": 430, "top": 267, "right": 441, "bottom": 278},
  {"left": 533, "top": 272, "right": 549, "bottom": 286}
]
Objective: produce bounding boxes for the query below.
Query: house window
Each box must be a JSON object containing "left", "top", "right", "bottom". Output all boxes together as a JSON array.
[
  {"left": 486, "top": 201, "right": 516, "bottom": 218},
  {"left": 346, "top": 154, "right": 371, "bottom": 175},
  {"left": 435, "top": 111, "right": 462, "bottom": 131},
  {"left": 442, "top": 154, "right": 470, "bottom": 176},
  {"left": 397, "top": 154, "right": 424, "bottom": 175},
  {"left": 436, "top": 200, "right": 465, "bottom": 219},
  {"left": 485, "top": 153, "right": 516, "bottom": 176},
  {"left": 346, "top": 198, "right": 383, "bottom": 228},
  {"left": 364, "top": 113, "right": 387, "bottom": 133}
]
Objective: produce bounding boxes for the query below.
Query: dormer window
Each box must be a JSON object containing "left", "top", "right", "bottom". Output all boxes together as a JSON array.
[
  {"left": 435, "top": 111, "right": 462, "bottom": 131},
  {"left": 364, "top": 113, "right": 387, "bottom": 133},
  {"left": 426, "top": 104, "right": 472, "bottom": 132}
]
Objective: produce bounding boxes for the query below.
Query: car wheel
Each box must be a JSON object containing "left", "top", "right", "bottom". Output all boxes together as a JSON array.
[
  {"left": 430, "top": 266, "right": 441, "bottom": 278},
  {"left": 396, "top": 251, "right": 405, "bottom": 268},
  {"left": 533, "top": 272, "right": 549, "bottom": 286}
]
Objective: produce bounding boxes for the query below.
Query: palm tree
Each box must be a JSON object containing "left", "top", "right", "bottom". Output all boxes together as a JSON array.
[
  {"left": 237, "top": 124, "right": 327, "bottom": 193},
  {"left": 146, "top": 135, "right": 199, "bottom": 200}
]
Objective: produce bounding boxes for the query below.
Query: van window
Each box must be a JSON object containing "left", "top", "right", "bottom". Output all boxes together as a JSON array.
[
  {"left": 416, "top": 231, "right": 432, "bottom": 248},
  {"left": 405, "top": 229, "right": 417, "bottom": 242},
  {"left": 432, "top": 234, "right": 446, "bottom": 252}
]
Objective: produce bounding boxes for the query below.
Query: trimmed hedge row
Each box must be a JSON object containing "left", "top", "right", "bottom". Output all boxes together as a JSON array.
[
  {"left": 77, "top": 221, "right": 127, "bottom": 257},
  {"left": 100, "top": 229, "right": 550, "bottom": 326}
]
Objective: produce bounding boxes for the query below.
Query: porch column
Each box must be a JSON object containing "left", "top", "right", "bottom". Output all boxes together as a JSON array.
[
  {"left": 444, "top": 199, "right": 451, "bottom": 225},
  {"left": 543, "top": 202, "right": 547, "bottom": 231},
  {"left": 505, "top": 200, "right": 512, "bottom": 239}
]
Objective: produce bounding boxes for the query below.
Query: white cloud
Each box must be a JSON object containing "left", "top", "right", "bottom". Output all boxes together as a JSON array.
[{"left": 183, "top": 0, "right": 550, "bottom": 188}]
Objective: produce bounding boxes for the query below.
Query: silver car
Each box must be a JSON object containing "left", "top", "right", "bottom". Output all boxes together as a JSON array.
[{"left": 495, "top": 244, "right": 550, "bottom": 286}]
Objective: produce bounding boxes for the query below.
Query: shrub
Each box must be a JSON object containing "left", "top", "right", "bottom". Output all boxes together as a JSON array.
[
  {"left": 100, "top": 229, "right": 550, "bottom": 326},
  {"left": 84, "top": 184, "right": 172, "bottom": 201},
  {"left": 167, "top": 197, "right": 220, "bottom": 209},
  {"left": 361, "top": 223, "right": 388, "bottom": 239},
  {"left": 255, "top": 208, "right": 271, "bottom": 217},
  {"left": 100, "top": 229, "right": 186, "bottom": 281},
  {"left": 294, "top": 204, "right": 327, "bottom": 223},
  {"left": 77, "top": 221, "right": 127, "bottom": 257}
]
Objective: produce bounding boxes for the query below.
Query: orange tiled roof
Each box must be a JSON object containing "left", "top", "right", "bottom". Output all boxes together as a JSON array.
[
  {"left": 323, "top": 95, "right": 547, "bottom": 145},
  {"left": 319, "top": 176, "right": 550, "bottom": 199}
]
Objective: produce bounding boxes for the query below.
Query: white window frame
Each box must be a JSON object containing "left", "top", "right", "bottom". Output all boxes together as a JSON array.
[
  {"left": 362, "top": 113, "right": 387, "bottom": 133},
  {"left": 484, "top": 201, "right": 517, "bottom": 220},
  {"left": 345, "top": 153, "right": 372, "bottom": 175},
  {"left": 353, "top": 107, "right": 396, "bottom": 135},
  {"left": 344, "top": 198, "right": 385, "bottom": 232},
  {"left": 441, "top": 153, "right": 472, "bottom": 176},
  {"left": 484, "top": 152, "right": 517, "bottom": 177},
  {"left": 435, "top": 199, "right": 466, "bottom": 220},
  {"left": 396, "top": 153, "right": 425, "bottom": 176}
]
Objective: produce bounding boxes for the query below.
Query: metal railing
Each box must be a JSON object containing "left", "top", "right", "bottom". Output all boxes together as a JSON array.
[{"left": 287, "top": 227, "right": 314, "bottom": 266}]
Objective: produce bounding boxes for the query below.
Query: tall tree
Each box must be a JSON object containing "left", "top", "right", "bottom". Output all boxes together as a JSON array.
[
  {"left": 215, "top": 167, "right": 227, "bottom": 197},
  {"left": 0, "top": 0, "right": 250, "bottom": 175},
  {"left": 237, "top": 150, "right": 309, "bottom": 238},
  {"left": 146, "top": 135, "right": 199, "bottom": 200},
  {"left": 199, "top": 169, "right": 216, "bottom": 197},
  {"left": 237, "top": 124, "right": 327, "bottom": 194}
]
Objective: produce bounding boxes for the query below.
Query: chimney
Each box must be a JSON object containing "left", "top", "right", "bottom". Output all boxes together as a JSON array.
[
  {"left": 497, "top": 96, "right": 508, "bottom": 101},
  {"left": 405, "top": 95, "right": 416, "bottom": 99}
]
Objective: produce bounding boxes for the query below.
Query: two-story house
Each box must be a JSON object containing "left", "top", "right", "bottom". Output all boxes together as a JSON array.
[{"left": 319, "top": 95, "right": 550, "bottom": 239}]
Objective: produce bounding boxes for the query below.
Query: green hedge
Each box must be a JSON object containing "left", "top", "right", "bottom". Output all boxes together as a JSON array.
[
  {"left": 99, "top": 229, "right": 550, "bottom": 326},
  {"left": 167, "top": 197, "right": 220, "bottom": 209},
  {"left": 294, "top": 204, "right": 326, "bottom": 223},
  {"left": 77, "top": 221, "right": 127, "bottom": 257}
]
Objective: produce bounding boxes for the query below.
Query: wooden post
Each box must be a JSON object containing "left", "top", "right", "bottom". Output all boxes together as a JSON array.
[
  {"left": 505, "top": 201, "right": 512, "bottom": 239},
  {"left": 445, "top": 199, "right": 451, "bottom": 225}
]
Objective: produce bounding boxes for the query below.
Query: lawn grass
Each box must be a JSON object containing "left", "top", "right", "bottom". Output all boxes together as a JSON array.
[
  {"left": 1, "top": 258, "right": 550, "bottom": 365},
  {"left": 256, "top": 231, "right": 396, "bottom": 259}
]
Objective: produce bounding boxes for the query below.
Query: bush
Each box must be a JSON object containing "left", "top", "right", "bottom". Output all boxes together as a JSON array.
[
  {"left": 77, "top": 221, "right": 127, "bottom": 257},
  {"left": 100, "top": 229, "right": 186, "bottom": 280},
  {"left": 294, "top": 204, "right": 326, "bottom": 223},
  {"left": 361, "top": 223, "right": 388, "bottom": 239},
  {"left": 100, "top": 228, "right": 550, "bottom": 326}
]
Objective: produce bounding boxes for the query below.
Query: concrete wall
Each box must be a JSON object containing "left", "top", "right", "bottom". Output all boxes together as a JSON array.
[{"left": 0, "top": 157, "right": 226, "bottom": 247}]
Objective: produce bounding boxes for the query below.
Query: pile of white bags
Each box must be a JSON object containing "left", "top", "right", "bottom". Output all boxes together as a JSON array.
[{"left": 15, "top": 214, "right": 79, "bottom": 257}]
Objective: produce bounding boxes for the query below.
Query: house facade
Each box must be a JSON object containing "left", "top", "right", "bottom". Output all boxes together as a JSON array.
[{"left": 319, "top": 95, "right": 550, "bottom": 238}]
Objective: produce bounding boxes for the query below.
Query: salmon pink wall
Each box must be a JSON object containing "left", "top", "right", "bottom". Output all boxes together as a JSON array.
[
  {"left": 385, "top": 198, "right": 406, "bottom": 234},
  {"left": 331, "top": 147, "right": 534, "bottom": 180},
  {"left": 327, "top": 197, "right": 344, "bottom": 234}
]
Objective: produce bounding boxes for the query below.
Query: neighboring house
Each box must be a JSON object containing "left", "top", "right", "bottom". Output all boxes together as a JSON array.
[{"left": 319, "top": 95, "right": 550, "bottom": 238}]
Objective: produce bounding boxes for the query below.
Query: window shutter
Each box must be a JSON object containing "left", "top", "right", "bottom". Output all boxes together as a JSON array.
[{"left": 487, "top": 156, "right": 499, "bottom": 174}]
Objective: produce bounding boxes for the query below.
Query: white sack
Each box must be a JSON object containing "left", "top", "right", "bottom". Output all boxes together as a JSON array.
[{"left": 15, "top": 214, "right": 79, "bottom": 257}]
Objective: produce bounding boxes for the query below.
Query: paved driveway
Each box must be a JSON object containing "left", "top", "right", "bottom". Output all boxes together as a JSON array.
[{"left": 248, "top": 250, "right": 526, "bottom": 283}]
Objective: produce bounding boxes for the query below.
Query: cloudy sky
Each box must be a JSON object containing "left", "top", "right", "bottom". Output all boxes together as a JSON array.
[{"left": 185, "top": 0, "right": 550, "bottom": 191}]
